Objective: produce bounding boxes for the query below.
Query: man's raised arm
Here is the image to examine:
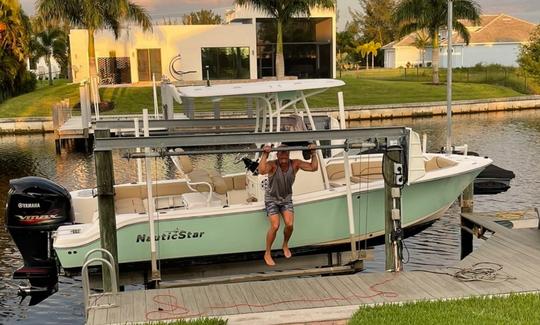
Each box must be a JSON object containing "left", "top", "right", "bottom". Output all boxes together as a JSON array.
[{"left": 258, "top": 145, "right": 274, "bottom": 175}]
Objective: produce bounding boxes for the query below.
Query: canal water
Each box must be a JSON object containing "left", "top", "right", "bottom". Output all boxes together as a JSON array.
[{"left": 1, "top": 109, "right": 539, "bottom": 324}]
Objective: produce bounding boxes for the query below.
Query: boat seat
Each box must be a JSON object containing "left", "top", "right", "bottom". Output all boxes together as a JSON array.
[
  {"left": 115, "top": 198, "right": 145, "bottom": 214},
  {"left": 173, "top": 150, "right": 228, "bottom": 195},
  {"left": 182, "top": 192, "right": 223, "bottom": 209},
  {"left": 326, "top": 161, "right": 382, "bottom": 180},
  {"left": 424, "top": 156, "right": 458, "bottom": 172}
]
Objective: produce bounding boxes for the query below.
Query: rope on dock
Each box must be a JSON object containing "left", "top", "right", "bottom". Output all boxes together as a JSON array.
[{"left": 420, "top": 262, "right": 516, "bottom": 283}]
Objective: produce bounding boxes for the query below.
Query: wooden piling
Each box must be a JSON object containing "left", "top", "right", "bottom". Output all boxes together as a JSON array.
[
  {"left": 460, "top": 182, "right": 474, "bottom": 259},
  {"left": 94, "top": 129, "right": 119, "bottom": 291}
]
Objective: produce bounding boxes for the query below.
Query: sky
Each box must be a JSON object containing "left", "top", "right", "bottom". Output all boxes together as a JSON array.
[{"left": 19, "top": 0, "right": 540, "bottom": 30}]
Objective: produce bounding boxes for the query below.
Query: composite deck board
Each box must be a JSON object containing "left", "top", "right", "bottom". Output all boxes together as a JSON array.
[
  {"left": 312, "top": 277, "right": 351, "bottom": 305},
  {"left": 179, "top": 286, "right": 203, "bottom": 318},
  {"left": 86, "top": 213, "right": 540, "bottom": 325},
  {"left": 204, "top": 285, "right": 230, "bottom": 315},
  {"left": 119, "top": 289, "right": 135, "bottom": 323},
  {"left": 327, "top": 274, "right": 369, "bottom": 305},
  {"left": 394, "top": 272, "right": 439, "bottom": 300},
  {"left": 298, "top": 277, "right": 344, "bottom": 308},
  {"left": 302, "top": 277, "right": 341, "bottom": 307},
  {"left": 235, "top": 282, "right": 265, "bottom": 313},
  {"left": 276, "top": 279, "right": 326, "bottom": 309},
  {"left": 223, "top": 283, "right": 253, "bottom": 314},
  {"left": 247, "top": 281, "right": 283, "bottom": 312},
  {"left": 190, "top": 285, "right": 214, "bottom": 316},
  {"left": 342, "top": 274, "right": 387, "bottom": 305},
  {"left": 215, "top": 283, "right": 241, "bottom": 315}
]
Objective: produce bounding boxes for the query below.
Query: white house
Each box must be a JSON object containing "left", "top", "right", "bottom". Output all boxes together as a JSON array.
[
  {"left": 69, "top": 5, "right": 336, "bottom": 84},
  {"left": 383, "top": 14, "right": 536, "bottom": 68},
  {"left": 27, "top": 56, "right": 61, "bottom": 80}
]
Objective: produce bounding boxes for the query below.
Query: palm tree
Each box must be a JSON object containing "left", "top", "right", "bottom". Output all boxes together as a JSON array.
[
  {"left": 0, "top": 0, "right": 30, "bottom": 61},
  {"left": 413, "top": 31, "right": 430, "bottom": 67},
  {"left": 367, "top": 40, "right": 382, "bottom": 69},
  {"left": 234, "top": 0, "right": 334, "bottom": 79},
  {"left": 393, "top": 0, "right": 481, "bottom": 84},
  {"left": 1, "top": 0, "right": 32, "bottom": 101},
  {"left": 30, "top": 28, "right": 67, "bottom": 85},
  {"left": 37, "top": 0, "right": 152, "bottom": 101},
  {"left": 182, "top": 9, "right": 223, "bottom": 25},
  {"left": 356, "top": 43, "right": 370, "bottom": 70}
]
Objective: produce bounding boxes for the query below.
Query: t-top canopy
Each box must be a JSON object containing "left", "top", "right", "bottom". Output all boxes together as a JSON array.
[{"left": 176, "top": 79, "right": 345, "bottom": 98}]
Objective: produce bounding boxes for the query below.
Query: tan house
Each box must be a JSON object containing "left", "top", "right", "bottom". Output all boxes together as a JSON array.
[{"left": 383, "top": 14, "right": 537, "bottom": 68}]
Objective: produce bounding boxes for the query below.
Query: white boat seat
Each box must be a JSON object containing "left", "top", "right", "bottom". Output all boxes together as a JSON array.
[
  {"left": 182, "top": 192, "right": 223, "bottom": 209},
  {"left": 172, "top": 149, "right": 228, "bottom": 195}
]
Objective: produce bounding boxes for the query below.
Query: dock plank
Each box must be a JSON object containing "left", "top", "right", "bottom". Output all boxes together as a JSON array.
[
  {"left": 214, "top": 283, "right": 241, "bottom": 315},
  {"left": 224, "top": 283, "right": 253, "bottom": 314},
  {"left": 301, "top": 277, "right": 340, "bottom": 307},
  {"left": 289, "top": 278, "right": 331, "bottom": 308},
  {"left": 326, "top": 275, "right": 366, "bottom": 305},
  {"left": 236, "top": 282, "right": 265, "bottom": 313},
  {"left": 119, "top": 291, "right": 135, "bottom": 323},
  {"left": 249, "top": 280, "right": 290, "bottom": 312},
  {"left": 204, "top": 285, "right": 229, "bottom": 315},
  {"left": 90, "top": 294, "right": 110, "bottom": 325},
  {"left": 313, "top": 276, "right": 352, "bottom": 306},
  {"left": 190, "top": 285, "right": 213, "bottom": 317},
  {"left": 179, "top": 286, "right": 204, "bottom": 318}
]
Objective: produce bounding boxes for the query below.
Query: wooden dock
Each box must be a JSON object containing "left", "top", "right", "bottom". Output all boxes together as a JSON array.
[{"left": 87, "top": 211, "right": 540, "bottom": 325}]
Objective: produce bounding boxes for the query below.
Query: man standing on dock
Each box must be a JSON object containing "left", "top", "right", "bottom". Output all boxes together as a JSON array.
[{"left": 258, "top": 143, "right": 319, "bottom": 266}]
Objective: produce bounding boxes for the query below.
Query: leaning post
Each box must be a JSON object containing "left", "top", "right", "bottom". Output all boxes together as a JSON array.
[{"left": 94, "top": 128, "right": 119, "bottom": 292}]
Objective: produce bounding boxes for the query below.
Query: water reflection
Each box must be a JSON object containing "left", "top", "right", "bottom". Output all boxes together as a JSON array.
[{"left": 1, "top": 109, "right": 539, "bottom": 323}]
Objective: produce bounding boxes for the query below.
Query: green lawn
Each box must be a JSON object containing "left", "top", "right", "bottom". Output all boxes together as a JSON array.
[
  {"left": 349, "top": 294, "right": 540, "bottom": 325},
  {"left": 0, "top": 80, "right": 80, "bottom": 118},
  {"left": 0, "top": 76, "right": 526, "bottom": 118}
]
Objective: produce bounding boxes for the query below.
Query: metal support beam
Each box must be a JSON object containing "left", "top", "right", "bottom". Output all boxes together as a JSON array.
[
  {"left": 94, "top": 127, "right": 407, "bottom": 152},
  {"left": 95, "top": 116, "right": 331, "bottom": 130}
]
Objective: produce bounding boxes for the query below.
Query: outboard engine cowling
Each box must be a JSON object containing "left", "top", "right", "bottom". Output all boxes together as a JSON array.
[{"left": 5, "top": 176, "right": 74, "bottom": 302}]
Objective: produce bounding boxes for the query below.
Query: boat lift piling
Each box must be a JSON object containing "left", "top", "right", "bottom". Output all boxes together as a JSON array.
[
  {"left": 383, "top": 147, "right": 404, "bottom": 272},
  {"left": 93, "top": 129, "right": 119, "bottom": 292}
]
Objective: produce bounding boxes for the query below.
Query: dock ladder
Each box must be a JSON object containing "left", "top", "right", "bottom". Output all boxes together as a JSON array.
[{"left": 82, "top": 248, "right": 119, "bottom": 317}]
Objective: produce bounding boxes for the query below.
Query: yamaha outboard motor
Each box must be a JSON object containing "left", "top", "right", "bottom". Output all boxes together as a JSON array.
[{"left": 5, "top": 177, "right": 74, "bottom": 303}]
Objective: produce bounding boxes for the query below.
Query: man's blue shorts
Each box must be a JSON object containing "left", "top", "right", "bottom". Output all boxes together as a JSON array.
[{"left": 264, "top": 199, "right": 294, "bottom": 217}]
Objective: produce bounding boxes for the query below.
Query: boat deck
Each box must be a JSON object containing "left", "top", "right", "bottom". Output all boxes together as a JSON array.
[{"left": 87, "top": 211, "right": 540, "bottom": 324}]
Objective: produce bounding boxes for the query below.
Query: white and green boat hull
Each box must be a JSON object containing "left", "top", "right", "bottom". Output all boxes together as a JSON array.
[{"left": 55, "top": 168, "right": 480, "bottom": 269}]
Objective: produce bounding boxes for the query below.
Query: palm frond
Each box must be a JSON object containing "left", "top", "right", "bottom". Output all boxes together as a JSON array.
[{"left": 126, "top": 2, "right": 152, "bottom": 32}]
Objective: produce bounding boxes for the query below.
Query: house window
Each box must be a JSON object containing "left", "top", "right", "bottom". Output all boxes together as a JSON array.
[
  {"left": 201, "top": 47, "right": 250, "bottom": 80},
  {"left": 98, "top": 57, "right": 132, "bottom": 84},
  {"left": 137, "top": 49, "right": 162, "bottom": 82}
]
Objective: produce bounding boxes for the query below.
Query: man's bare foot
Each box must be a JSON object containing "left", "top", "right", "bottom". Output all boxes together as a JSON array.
[
  {"left": 264, "top": 252, "right": 275, "bottom": 266},
  {"left": 283, "top": 245, "right": 292, "bottom": 258}
]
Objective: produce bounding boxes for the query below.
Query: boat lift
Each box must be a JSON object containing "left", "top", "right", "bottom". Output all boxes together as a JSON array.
[{"left": 92, "top": 124, "right": 409, "bottom": 290}]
